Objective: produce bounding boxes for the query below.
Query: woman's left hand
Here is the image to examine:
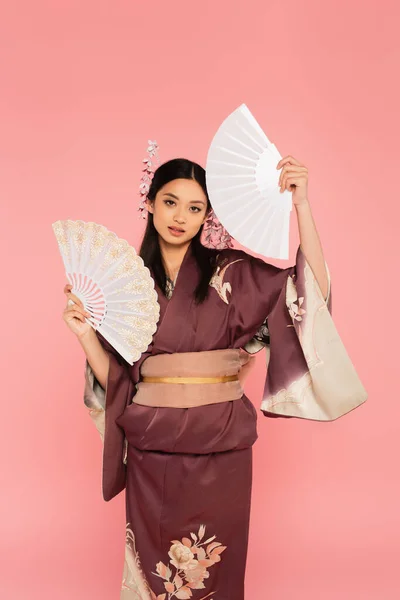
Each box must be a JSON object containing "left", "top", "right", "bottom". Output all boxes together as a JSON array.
[{"left": 277, "top": 155, "right": 309, "bottom": 207}]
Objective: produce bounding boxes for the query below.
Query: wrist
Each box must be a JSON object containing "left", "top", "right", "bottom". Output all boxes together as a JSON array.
[
  {"left": 294, "top": 199, "right": 311, "bottom": 212},
  {"left": 77, "top": 327, "right": 97, "bottom": 344}
]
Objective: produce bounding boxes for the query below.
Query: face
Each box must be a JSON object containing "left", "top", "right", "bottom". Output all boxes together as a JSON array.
[{"left": 147, "top": 178, "right": 208, "bottom": 246}]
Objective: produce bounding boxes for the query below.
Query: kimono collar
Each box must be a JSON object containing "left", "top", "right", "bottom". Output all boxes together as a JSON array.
[{"left": 151, "top": 242, "right": 200, "bottom": 354}]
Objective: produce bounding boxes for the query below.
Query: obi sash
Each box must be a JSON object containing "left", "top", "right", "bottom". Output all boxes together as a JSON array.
[{"left": 133, "top": 348, "right": 255, "bottom": 408}]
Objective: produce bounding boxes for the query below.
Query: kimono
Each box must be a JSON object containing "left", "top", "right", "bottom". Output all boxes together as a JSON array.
[{"left": 83, "top": 243, "right": 367, "bottom": 600}]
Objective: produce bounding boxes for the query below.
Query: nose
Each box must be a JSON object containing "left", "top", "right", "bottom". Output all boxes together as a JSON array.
[{"left": 173, "top": 210, "right": 186, "bottom": 224}]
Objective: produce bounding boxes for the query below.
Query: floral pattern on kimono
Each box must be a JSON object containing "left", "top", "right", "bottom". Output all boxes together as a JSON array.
[
  {"left": 151, "top": 524, "right": 226, "bottom": 599},
  {"left": 121, "top": 524, "right": 153, "bottom": 600},
  {"left": 209, "top": 257, "right": 244, "bottom": 304},
  {"left": 121, "top": 522, "right": 226, "bottom": 600}
]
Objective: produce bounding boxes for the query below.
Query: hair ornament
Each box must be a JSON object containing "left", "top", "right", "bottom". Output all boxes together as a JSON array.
[
  {"left": 138, "top": 140, "right": 160, "bottom": 219},
  {"left": 202, "top": 209, "right": 233, "bottom": 250}
]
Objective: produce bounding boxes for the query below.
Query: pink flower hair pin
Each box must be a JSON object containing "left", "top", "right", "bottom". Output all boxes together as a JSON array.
[
  {"left": 202, "top": 208, "right": 233, "bottom": 250},
  {"left": 138, "top": 140, "right": 160, "bottom": 219}
]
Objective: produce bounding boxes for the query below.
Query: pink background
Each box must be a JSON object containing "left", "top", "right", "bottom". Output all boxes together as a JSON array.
[{"left": 1, "top": 1, "right": 398, "bottom": 598}]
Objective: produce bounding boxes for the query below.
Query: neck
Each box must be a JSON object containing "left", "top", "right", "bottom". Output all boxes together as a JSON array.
[{"left": 159, "top": 236, "right": 191, "bottom": 281}]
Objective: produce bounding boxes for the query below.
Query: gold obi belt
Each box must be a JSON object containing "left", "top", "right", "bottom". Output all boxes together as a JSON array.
[{"left": 134, "top": 349, "right": 255, "bottom": 409}]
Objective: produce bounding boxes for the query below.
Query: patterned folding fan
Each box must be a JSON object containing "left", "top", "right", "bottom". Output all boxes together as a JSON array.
[
  {"left": 52, "top": 220, "right": 160, "bottom": 365},
  {"left": 205, "top": 103, "right": 292, "bottom": 260}
]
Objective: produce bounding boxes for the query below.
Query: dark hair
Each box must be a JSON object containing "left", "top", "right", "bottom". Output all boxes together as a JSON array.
[{"left": 139, "top": 158, "right": 218, "bottom": 303}]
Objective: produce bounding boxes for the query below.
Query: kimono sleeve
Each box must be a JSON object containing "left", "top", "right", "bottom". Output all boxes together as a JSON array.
[
  {"left": 83, "top": 331, "right": 134, "bottom": 501},
  {"left": 240, "top": 246, "right": 367, "bottom": 421}
]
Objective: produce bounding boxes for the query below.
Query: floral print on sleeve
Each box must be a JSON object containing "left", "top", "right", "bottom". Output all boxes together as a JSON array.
[{"left": 286, "top": 274, "right": 307, "bottom": 325}]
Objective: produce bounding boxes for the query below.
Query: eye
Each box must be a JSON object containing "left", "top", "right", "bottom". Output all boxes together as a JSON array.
[
  {"left": 164, "top": 200, "right": 176, "bottom": 206},
  {"left": 189, "top": 206, "right": 201, "bottom": 213}
]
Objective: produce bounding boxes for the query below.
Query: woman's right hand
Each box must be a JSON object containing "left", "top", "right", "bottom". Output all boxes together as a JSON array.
[{"left": 62, "top": 284, "right": 93, "bottom": 338}]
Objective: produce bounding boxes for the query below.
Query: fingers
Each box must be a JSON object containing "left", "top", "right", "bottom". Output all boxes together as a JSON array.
[
  {"left": 278, "top": 165, "right": 307, "bottom": 186},
  {"left": 64, "top": 303, "right": 90, "bottom": 319},
  {"left": 64, "top": 308, "right": 87, "bottom": 323},
  {"left": 63, "top": 285, "right": 84, "bottom": 309},
  {"left": 277, "top": 155, "right": 305, "bottom": 169},
  {"left": 278, "top": 159, "right": 308, "bottom": 192},
  {"left": 68, "top": 293, "right": 84, "bottom": 308}
]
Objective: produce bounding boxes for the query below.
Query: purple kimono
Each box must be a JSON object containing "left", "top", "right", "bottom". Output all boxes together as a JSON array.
[{"left": 83, "top": 243, "right": 367, "bottom": 600}]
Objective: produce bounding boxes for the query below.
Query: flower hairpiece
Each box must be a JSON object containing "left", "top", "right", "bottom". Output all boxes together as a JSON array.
[
  {"left": 202, "top": 209, "right": 234, "bottom": 250},
  {"left": 138, "top": 140, "right": 160, "bottom": 219},
  {"left": 137, "top": 140, "right": 233, "bottom": 249}
]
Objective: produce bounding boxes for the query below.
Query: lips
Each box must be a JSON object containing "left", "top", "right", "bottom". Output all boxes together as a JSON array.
[{"left": 168, "top": 226, "right": 185, "bottom": 234}]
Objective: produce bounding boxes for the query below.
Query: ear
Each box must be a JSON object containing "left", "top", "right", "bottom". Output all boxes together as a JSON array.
[{"left": 146, "top": 198, "right": 154, "bottom": 214}]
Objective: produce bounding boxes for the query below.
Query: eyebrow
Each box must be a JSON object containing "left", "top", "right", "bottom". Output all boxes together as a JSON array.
[{"left": 162, "top": 192, "right": 206, "bottom": 205}]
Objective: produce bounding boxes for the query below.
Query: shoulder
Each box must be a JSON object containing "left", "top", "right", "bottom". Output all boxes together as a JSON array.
[
  {"left": 213, "top": 248, "right": 295, "bottom": 294},
  {"left": 215, "top": 247, "right": 253, "bottom": 266},
  {"left": 211, "top": 249, "right": 248, "bottom": 280},
  {"left": 214, "top": 248, "right": 276, "bottom": 273}
]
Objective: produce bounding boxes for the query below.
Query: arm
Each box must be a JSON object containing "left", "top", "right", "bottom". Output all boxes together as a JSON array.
[
  {"left": 63, "top": 285, "right": 110, "bottom": 389},
  {"left": 78, "top": 328, "right": 109, "bottom": 390},
  {"left": 278, "top": 155, "right": 329, "bottom": 300},
  {"left": 63, "top": 285, "right": 132, "bottom": 500},
  {"left": 296, "top": 202, "right": 329, "bottom": 300}
]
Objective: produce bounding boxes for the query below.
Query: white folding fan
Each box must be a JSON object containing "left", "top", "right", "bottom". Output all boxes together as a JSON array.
[
  {"left": 205, "top": 103, "right": 292, "bottom": 260},
  {"left": 52, "top": 220, "right": 160, "bottom": 365}
]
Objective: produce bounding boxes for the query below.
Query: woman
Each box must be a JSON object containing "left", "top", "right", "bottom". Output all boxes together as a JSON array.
[{"left": 63, "top": 157, "right": 366, "bottom": 600}]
